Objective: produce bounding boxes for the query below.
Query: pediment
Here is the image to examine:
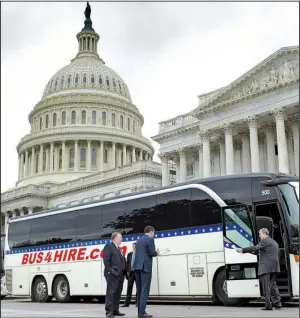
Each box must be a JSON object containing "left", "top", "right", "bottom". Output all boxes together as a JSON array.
[{"left": 191, "top": 46, "right": 299, "bottom": 117}]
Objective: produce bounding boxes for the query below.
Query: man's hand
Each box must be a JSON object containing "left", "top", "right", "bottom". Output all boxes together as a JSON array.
[
  {"left": 156, "top": 248, "right": 160, "bottom": 255},
  {"left": 234, "top": 247, "right": 242, "bottom": 253}
]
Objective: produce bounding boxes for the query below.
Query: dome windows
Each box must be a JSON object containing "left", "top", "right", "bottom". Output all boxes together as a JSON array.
[
  {"left": 91, "top": 148, "right": 97, "bottom": 169},
  {"left": 111, "top": 113, "right": 116, "bottom": 127},
  {"left": 71, "top": 111, "right": 76, "bottom": 124},
  {"left": 81, "top": 110, "right": 87, "bottom": 124},
  {"left": 106, "top": 77, "right": 110, "bottom": 87},
  {"left": 40, "top": 118, "right": 43, "bottom": 130},
  {"left": 102, "top": 112, "right": 107, "bottom": 126},
  {"left": 91, "top": 74, "right": 95, "bottom": 84},
  {"left": 80, "top": 148, "right": 86, "bottom": 168},
  {"left": 120, "top": 115, "right": 124, "bottom": 129},
  {"left": 68, "top": 75, "right": 72, "bottom": 85},
  {"left": 99, "top": 75, "right": 103, "bottom": 85},
  {"left": 127, "top": 118, "right": 130, "bottom": 131},
  {"left": 61, "top": 77, "right": 64, "bottom": 87},
  {"left": 92, "top": 111, "right": 97, "bottom": 124},
  {"left": 62, "top": 111, "right": 66, "bottom": 125},
  {"left": 75, "top": 74, "right": 79, "bottom": 84},
  {"left": 83, "top": 74, "right": 87, "bottom": 84},
  {"left": 69, "top": 148, "right": 75, "bottom": 169},
  {"left": 53, "top": 113, "right": 57, "bottom": 127},
  {"left": 46, "top": 115, "right": 49, "bottom": 128},
  {"left": 112, "top": 79, "right": 116, "bottom": 90},
  {"left": 133, "top": 121, "right": 136, "bottom": 133}
]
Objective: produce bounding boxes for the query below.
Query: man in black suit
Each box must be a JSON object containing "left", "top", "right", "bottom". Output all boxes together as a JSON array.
[
  {"left": 235, "top": 228, "right": 282, "bottom": 310},
  {"left": 134, "top": 226, "right": 160, "bottom": 318},
  {"left": 103, "top": 232, "right": 127, "bottom": 317},
  {"left": 122, "top": 242, "right": 137, "bottom": 307}
]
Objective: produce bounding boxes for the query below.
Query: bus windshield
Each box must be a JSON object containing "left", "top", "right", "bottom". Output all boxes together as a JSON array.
[{"left": 278, "top": 182, "right": 299, "bottom": 226}]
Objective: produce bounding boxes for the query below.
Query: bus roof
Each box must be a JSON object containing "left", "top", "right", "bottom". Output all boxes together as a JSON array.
[{"left": 8, "top": 173, "right": 298, "bottom": 222}]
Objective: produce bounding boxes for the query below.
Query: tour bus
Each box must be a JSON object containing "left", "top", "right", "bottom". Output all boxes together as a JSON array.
[
  {"left": 1, "top": 234, "right": 8, "bottom": 299},
  {"left": 3, "top": 173, "right": 299, "bottom": 306}
]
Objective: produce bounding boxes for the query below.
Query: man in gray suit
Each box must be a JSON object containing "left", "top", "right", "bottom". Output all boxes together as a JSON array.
[{"left": 235, "top": 228, "right": 282, "bottom": 310}]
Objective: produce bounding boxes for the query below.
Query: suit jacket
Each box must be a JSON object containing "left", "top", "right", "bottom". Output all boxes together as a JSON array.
[
  {"left": 103, "top": 242, "right": 126, "bottom": 277},
  {"left": 242, "top": 236, "right": 280, "bottom": 276},
  {"left": 133, "top": 235, "right": 157, "bottom": 273},
  {"left": 126, "top": 252, "right": 134, "bottom": 274}
]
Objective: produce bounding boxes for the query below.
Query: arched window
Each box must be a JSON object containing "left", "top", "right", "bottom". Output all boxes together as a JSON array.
[
  {"left": 40, "top": 117, "right": 43, "bottom": 130},
  {"left": 45, "top": 115, "right": 49, "bottom": 128},
  {"left": 35, "top": 153, "right": 39, "bottom": 173},
  {"left": 62, "top": 111, "right": 66, "bottom": 125},
  {"left": 81, "top": 110, "right": 86, "bottom": 124},
  {"left": 106, "top": 77, "right": 110, "bottom": 86},
  {"left": 54, "top": 80, "right": 58, "bottom": 89},
  {"left": 69, "top": 148, "right": 75, "bottom": 169},
  {"left": 102, "top": 112, "right": 106, "bottom": 125},
  {"left": 68, "top": 75, "right": 71, "bottom": 85},
  {"left": 111, "top": 113, "right": 116, "bottom": 127},
  {"left": 80, "top": 148, "right": 86, "bottom": 168},
  {"left": 83, "top": 74, "right": 87, "bottom": 84},
  {"left": 43, "top": 150, "right": 46, "bottom": 171},
  {"left": 53, "top": 113, "right": 57, "bottom": 127},
  {"left": 71, "top": 111, "right": 76, "bottom": 124},
  {"left": 120, "top": 115, "right": 124, "bottom": 129},
  {"left": 118, "top": 82, "right": 122, "bottom": 92},
  {"left": 99, "top": 75, "right": 103, "bottom": 85},
  {"left": 104, "top": 149, "right": 108, "bottom": 164},
  {"left": 133, "top": 121, "right": 136, "bottom": 133},
  {"left": 121, "top": 152, "right": 124, "bottom": 166},
  {"left": 91, "top": 148, "right": 97, "bottom": 169},
  {"left": 112, "top": 79, "right": 116, "bottom": 89},
  {"left": 60, "top": 76, "right": 64, "bottom": 87},
  {"left": 75, "top": 74, "right": 79, "bottom": 84},
  {"left": 91, "top": 74, "right": 95, "bottom": 84},
  {"left": 58, "top": 149, "right": 62, "bottom": 170},
  {"left": 127, "top": 118, "right": 130, "bottom": 131},
  {"left": 92, "top": 111, "right": 96, "bottom": 124}
]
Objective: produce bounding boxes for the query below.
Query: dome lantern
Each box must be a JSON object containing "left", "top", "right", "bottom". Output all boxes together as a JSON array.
[{"left": 75, "top": 2, "right": 100, "bottom": 60}]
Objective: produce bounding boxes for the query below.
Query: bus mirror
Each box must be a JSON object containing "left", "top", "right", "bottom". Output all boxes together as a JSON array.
[{"left": 255, "top": 216, "right": 274, "bottom": 238}]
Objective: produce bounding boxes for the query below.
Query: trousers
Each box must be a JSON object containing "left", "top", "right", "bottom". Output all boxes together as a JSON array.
[
  {"left": 105, "top": 273, "right": 124, "bottom": 314},
  {"left": 124, "top": 271, "right": 137, "bottom": 305},
  {"left": 135, "top": 270, "right": 152, "bottom": 316},
  {"left": 260, "top": 272, "right": 281, "bottom": 309}
]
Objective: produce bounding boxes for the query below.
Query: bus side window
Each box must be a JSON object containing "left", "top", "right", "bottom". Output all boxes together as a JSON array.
[
  {"left": 153, "top": 190, "right": 192, "bottom": 232},
  {"left": 190, "top": 188, "right": 221, "bottom": 227},
  {"left": 8, "top": 220, "right": 31, "bottom": 249},
  {"left": 125, "top": 196, "right": 156, "bottom": 235},
  {"left": 101, "top": 202, "right": 126, "bottom": 238},
  {"left": 77, "top": 207, "right": 102, "bottom": 241}
]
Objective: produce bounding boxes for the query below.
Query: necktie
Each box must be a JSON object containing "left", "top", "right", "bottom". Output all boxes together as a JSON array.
[{"left": 131, "top": 253, "right": 135, "bottom": 268}]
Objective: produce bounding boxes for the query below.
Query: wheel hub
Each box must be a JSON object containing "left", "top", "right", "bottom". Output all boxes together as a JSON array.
[
  {"left": 36, "top": 281, "right": 47, "bottom": 300},
  {"left": 222, "top": 279, "right": 228, "bottom": 295},
  {"left": 57, "top": 280, "right": 68, "bottom": 298}
]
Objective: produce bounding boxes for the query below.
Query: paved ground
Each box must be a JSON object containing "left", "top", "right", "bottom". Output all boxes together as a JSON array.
[{"left": 1, "top": 298, "right": 299, "bottom": 317}]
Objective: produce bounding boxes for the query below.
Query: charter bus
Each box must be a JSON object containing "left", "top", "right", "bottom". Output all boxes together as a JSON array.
[
  {"left": 3, "top": 173, "right": 299, "bottom": 306},
  {"left": 1, "top": 234, "right": 8, "bottom": 299}
]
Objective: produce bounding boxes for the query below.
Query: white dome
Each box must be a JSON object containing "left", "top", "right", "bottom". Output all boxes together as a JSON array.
[{"left": 42, "top": 57, "right": 131, "bottom": 102}]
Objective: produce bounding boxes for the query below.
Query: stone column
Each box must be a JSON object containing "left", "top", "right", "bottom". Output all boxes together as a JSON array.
[
  {"left": 18, "top": 153, "right": 22, "bottom": 180},
  {"left": 49, "top": 143, "right": 54, "bottom": 172},
  {"left": 31, "top": 147, "right": 36, "bottom": 175},
  {"left": 20, "top": 152, "right": 24, "bottom": 179},
  {"left": 45, "top": 146, "right": 49, "bottom": 172},
  {"left": 265, "top": 124, "right": 276, "bottom": 173},
  {"left": 12, "top": 210, "right": 17, "bottom": 218},
  {"left": 258, "top": 133, "right": 266, "bottom": 172},
  {"left": 24, "top": 150, "right": 29, "bottom": 177},
  {"left": 123, "top": 144, "right": 127, "bottom": 166},
  {"left": 292, "top": 116, "right": 299, "bottom": 176},
  {"left": 201, "top": 132, "right": 211, "bottom": 178},
  {"left": 111, "top": 142, "right": 116, "bottom": 169},
  {"left": 38, "top": 144, "right": 43, "bottom": 173},
  {"left": 287, "top": 128, "right": 295, "bottom": 175},
  {"left": 132, "top": 147, "right": 136, "bottom": 163},
  {"left": 159, "top": 154, "right": 169, "bottom": 186},
  {"left": 247, "top": 116, "right": 260, "bottom": 172},
  {"left": 273, "top": 108, "right": 289, "bottom": 175},
  {"left": 87, "top": 140, "right": 91, "bottom": 171},
  {"left": 54, "top": 146, "right": 58, "bottom": 171},
  {"left": 223, "top": 124, "right": 234, "bottom": 175},
  {"left": 99, "top": 141, "right": 104, "bottom": 172},
  {"left": 74, "top": 140, "right": 79, "bottom": 171},
  {"left": 28, "top": 206, "right": 33, "bottom": 214},
  {"left": 217, "top": 138, "right": 226, "bottom": 176},
  {"left": 174, "top": 157, "right": 180, "bottom": 183},
  {"left": 196, "top": 143, "right": 203, "bottom": 178},
  {"left": 178, "top": 148, "right": 187, "bottom": 183},
  {"left": 19, "top": 207, "right": 24, "bottom": 216},
  {"left": 139, "top": 150, "right": 143, "bottom": 161},
  {"left": 61, "top": 141, "right": 66, "bottom": 171},
  {"left": 4, "top": 212, "right": 9, "bottom": 233}
]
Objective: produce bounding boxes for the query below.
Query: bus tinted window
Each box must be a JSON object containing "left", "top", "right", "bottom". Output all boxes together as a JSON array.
[
  {"left": 154, "top": 190, "right": 192, "bottom": 231},
  {"left": 125, "top": 196, "right": 156, "bottom": 235},
  {"left": 190, "top": 188, "right": 221, "bottom": 227},
  {"left": 77, "top": 207, "right": 102, "bottom": 241},
  {"left": 101, "top": 202, "right": 126, "bottom": 238},
  {"left": 208, "top": 178, "right": 252, "bottom": 206},
  {"left": 8, "top": 220, "right": 31, "bottom": 249},
  {"left": 30, "top": 215, "right": 53, "bottom": 246}
]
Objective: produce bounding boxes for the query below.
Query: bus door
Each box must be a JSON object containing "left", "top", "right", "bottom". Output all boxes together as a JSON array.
[{"left": 221, "top": 204, "right": 261, "bottom": 298}]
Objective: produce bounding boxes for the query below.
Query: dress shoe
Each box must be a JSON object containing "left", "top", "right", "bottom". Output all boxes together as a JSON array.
[
  {"left": 106, "top": 314, "right": 114, "bottom": 318},
  {"left": 138, "top": 314, "right": 153, "bottom": 318},
  {"left": 121, "top": 304, "right": 129, "bottom": 307},
  {"left": 273, "top": 302, "right": 282, "bottom": 309},
  {"left": 261, "top": 307, "right": 273, "bottom": 311},
  {"left": 113, "top": 311, "right": 125, "bottom": 316}
]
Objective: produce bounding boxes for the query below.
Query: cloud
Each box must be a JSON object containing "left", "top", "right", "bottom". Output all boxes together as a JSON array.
[{"left": 1, "top": 2, "right": 299, "bottom": 191}]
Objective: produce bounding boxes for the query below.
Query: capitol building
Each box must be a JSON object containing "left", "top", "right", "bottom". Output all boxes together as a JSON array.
[
  {"left": 1, "top": 5, "right": 162, "bottom": 233},
  {"left": 1, "top": 4, "right": 299, "bottom": 234}
]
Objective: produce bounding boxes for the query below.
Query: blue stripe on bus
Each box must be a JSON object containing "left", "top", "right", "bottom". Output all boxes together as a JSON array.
[{"left": 5, "top": 224, "right": 253, "bottom": 255}]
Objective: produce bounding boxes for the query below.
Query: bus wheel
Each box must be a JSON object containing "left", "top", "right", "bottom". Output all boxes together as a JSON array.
[
  {"left": 214, "top": 269, "right": 244, "bottom": 306},
  {"left": 53, "top": 275, "right": 70, "bottom": 303},
  {"left": 32, "top": 276, "right": 49, "bottom": 303}
]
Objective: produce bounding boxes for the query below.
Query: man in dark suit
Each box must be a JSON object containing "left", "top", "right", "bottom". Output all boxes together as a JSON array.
[
  {"left": 133, "top": 226, "right": 160, "bottom": 318},
  {"left": 235, "top": 228, "right": 282, "bottom": 310},
  {"left": 103, "top": 232, "right": 127, "bottom": 317},
  {"left": 122, "top": 242, "right": 137, "bottom": 307}
]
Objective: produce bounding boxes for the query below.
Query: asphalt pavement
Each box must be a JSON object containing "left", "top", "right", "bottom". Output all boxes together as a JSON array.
[{"left": 1, "top": 298, "right": 299, "bottom": 317}]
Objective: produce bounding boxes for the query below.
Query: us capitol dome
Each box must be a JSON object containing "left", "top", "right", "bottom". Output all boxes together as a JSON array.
[{"left": 16, "top": 3, "right": 156, "bottom": 188}]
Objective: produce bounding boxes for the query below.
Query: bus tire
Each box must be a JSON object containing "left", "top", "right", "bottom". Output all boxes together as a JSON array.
[
  {"left": 214, "top": 269, "right": 244, "bottom": 306},
  {"left": 32, "top": 276, "right": 50, "bottom": 303},
  {"left": 53, "top": 275, "right": 70, "bottom": 303}
]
